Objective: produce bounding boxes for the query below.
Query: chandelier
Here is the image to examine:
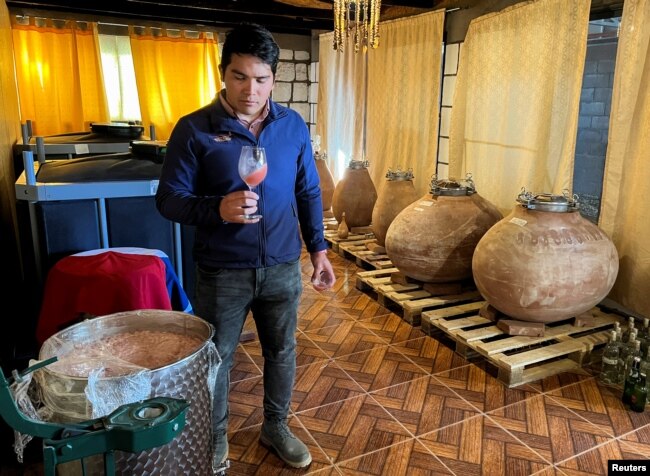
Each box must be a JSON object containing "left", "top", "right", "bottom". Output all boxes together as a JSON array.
[{"left": 333, "top": 0, "right": 382, "bottom": 53}]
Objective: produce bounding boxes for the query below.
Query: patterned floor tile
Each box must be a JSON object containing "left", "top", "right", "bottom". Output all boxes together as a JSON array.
[
  {"left": 353, "top": 298, "right": 394, "bottom": 322},
  {"left": 302, "top": 321, "right": 390, "bottom": 359},
  {"left": 389, "top": 336, "right": 470, "bottom": 375},
  {"left": 229, "top": 376, "right": 265, "bottom": 431},
  {"left": 531, "top": 467, "right": 570, "bottom": 475},
  {"left": 296, "top": 393, "right": 412, "bottom": 464},
  {"left": 525, "top": 369, "right": 597, "bottom": 394},
  {"left": 333, "top": 346, "right": 431, "bottom": 392},
  {"left": 226, "top": 417, "right": 332, "bottom": 475},
  {"left": 433, "top": 363, "right": 541, "bottom": 413},
  {"left": 321, "top": 291, "right": 385, "bottom": 320},
  {"left": 370, "top": 375, "right": 482, "bottom": 436},
  {"left": 337, "top": 438, "right": 454, "bottom": 475},
  {"left": 618, "top": 424, "right": 650, "bottom": 458},
  {"left": 357, "top": 312, "right": 427, "bottom": 345},
  {"left": 554, "top": 438, "right": 649, "bottom": 475},
  {"left": 305, "top": 467, "right": 344, "bottom": 475},
  {"left": 544, "top": 379, "right": 650, "bottom": 438},
  {"left": 298, "top": 300, "right": 358, "bottom": 332},
  {"left": 231, "top": 344, "right": 263, "bottom": 382},
  {"left": 418, "top": 414, "right": 554, "bottom": 475},
  {"left": 485, "top": 394, "right": 616, "bottom": 465},
  {"left": 293, "top": 359, "right": 367, "bottom": 412}
]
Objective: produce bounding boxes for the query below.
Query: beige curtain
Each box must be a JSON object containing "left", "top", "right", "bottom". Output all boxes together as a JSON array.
[
  {"left": 599, "top": 0, "right": 650, "bottom": 315},
  {"left": 129, "top": 27, "right": 221, "bottom": 140},
  {"left": 366, "top": 10, "right": 444, "bottom": 196},
  {"left": 316, "top": 31, "right": 367, "bottom": 181},
  {"left": 448, "top": 0, "right": 590, "bottom": 214}
]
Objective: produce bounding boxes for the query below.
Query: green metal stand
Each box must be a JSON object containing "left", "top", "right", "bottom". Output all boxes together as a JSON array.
[{"left": 0, "top": 357, "right": 189, "bottom": 476}]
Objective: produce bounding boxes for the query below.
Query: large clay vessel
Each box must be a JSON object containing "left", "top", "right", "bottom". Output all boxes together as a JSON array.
[
  {"left": 371, "top": 168, "right": 419, "bottom": 246},
  {"left": 385, "top": 175, "right": 502, "bottom": 283},
  {"left": 472, "top": 189, "right": 619, "bottom": 323},
  {"left": 314, "top": 151, "right": 335, "bottom": 212},
  {"left": 331, "top": 159, "right": 377, "bottom": 228}
]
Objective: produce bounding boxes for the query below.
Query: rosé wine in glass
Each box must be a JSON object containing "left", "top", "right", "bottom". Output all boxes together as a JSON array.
[
  {"left": 243, "top": 163, "right": 268, "bottom": 188},
  {"left": 238, "top": 145, "right": 267, "bottom": 220}
]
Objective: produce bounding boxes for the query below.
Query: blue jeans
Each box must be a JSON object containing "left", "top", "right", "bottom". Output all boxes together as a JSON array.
[{"left": 193, "top": 260, "right": 302, "bottom": 433}]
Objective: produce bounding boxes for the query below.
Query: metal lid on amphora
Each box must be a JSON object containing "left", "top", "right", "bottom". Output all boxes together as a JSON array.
[
  {"left": 386, "top": 167, "right": 414, "bottom": 181},
  {"left": 430, "top": 173, "right": 476, "bottom": 196},
  {"left": 516, "top": 188, "right": 580, "bottom": 212},
  {"left": 348, "top": 158, "right": 369, "bottom": 169}
]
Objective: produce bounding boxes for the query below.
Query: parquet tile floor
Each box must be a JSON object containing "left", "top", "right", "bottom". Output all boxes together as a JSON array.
[
  {"left": 226, "top": 249, "right": 650, "bottom": 475},
  {"left": 2, "top": 248, "right": 649, "bottom": 475}
]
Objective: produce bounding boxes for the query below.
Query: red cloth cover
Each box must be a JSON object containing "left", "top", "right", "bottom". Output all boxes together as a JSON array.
[{"left": 36, "top": 251, "right": 172, "bottom": 344}]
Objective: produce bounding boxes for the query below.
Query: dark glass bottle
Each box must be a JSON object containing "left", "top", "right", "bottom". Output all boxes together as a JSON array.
[
  {"left": 623, "top": 356, "right": 642, "bottom": 405},
  {"left": 630, "top": 371, "right": 648, "bottom": 413}
]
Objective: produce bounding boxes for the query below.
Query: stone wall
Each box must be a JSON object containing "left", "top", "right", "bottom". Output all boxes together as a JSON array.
[{"left": 273, "top": 48, "right": 312, "bottom": 127}]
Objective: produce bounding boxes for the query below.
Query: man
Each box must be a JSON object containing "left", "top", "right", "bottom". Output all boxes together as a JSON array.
[{"left": 155, "top": 23, "right": 335, "bottom": 471}]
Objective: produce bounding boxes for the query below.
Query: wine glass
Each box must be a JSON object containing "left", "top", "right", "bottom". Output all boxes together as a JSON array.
[{"left": 238, "top": 145, "right": 267, "bottom": 220}]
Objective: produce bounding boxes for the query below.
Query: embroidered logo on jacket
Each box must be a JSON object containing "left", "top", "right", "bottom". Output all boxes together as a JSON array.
[{"left": 213, "top": 133, "right": 232, "bottom": 142}]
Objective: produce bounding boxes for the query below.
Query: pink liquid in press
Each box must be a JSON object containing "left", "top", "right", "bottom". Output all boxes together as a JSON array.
[{"left": 244, "top": 164, "right": 268, "bottom": 188}]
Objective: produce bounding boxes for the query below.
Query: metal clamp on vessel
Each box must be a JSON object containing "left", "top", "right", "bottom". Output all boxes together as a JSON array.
[
  {"left": 516, "top": 188, "right": 579, "bottom": 212},
  {"left": 430, "top": 173, "right": 476, "bottom": 196},
  {"left": 385, "top": 167, "right": 414, "bottom": 181}
]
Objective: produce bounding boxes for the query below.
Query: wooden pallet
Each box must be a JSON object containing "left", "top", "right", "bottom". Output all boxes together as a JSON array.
[
  {"left": 421, "top": 305, "right": 621, "bottom": 387},
  {"left": 323, "top": 216, "right": 338, "bottom": 231},
  {"left": 338, "top": 238, "right": 393, "bottom": 270},
  {"left": 356, "top": 268, "right": 482, "bottom": 325},
  {"left": 324, "top": 230, "right": 369, "bottom": 253}
]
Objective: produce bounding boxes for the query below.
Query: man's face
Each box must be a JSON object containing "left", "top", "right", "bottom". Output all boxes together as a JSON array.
[{"left": 222, "top": 53, "right": 275, "bottom": 122}]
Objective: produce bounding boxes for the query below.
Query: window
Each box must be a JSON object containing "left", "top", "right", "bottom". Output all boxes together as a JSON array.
[
  {"left": 98, "top": 32, "right": 141, "bottom": 122},
  {"left": 573, "top": 18, "right": 621, "bottom": 223}
]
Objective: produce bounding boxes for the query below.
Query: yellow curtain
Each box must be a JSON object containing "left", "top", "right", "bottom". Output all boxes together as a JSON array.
[
  {"left": 316, "top": 31, "right": 367, "bottom": 181},
  {"left": 599, "top": 0, "right": 650, "bottom": 315},
  {"left": 129, "top": 27, "right": 220, "bottom": 141},
  {"left": 448, "top": 0, "right": 590, "bottom": 214},
  {"left": 366, "top": 10, "right": 445, "bottom": 196},
  {"left": 12, "top": 18, "right": 109, "bottom": 136}
]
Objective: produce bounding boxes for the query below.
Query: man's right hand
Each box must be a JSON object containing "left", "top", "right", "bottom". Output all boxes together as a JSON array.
[{"left": 219, "top": 190, "right": 260, "bottom": 223}]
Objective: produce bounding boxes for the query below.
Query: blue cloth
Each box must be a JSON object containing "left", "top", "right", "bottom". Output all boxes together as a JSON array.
[
  {"left": 159, "top": 255, "right": 193, "bottom": 314},
  {"left": 155, "top": 99, "right": 327, "bottom": 270}
]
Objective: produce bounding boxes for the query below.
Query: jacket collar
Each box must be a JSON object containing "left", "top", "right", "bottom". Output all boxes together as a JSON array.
[{"left": 209, "top": 95, "right": 286, "bottom": 134}]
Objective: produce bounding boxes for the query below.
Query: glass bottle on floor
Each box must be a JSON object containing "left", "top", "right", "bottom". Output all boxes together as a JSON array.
[
  {"left": 623, "top": 356, "right": 642, "bottom": 405},
  {"left": 599, "top": 330, "right": 620, "bottom": 386},
  {"left": 629, "top": 371, "right": 647, "bottom": 413},
  {"left": 622, "top": 316, "right": 636, "bottom": 344},
  {"left": 623, "top": 339, "right": 642, "bottom": 381},
  {"left": 638, "top": 318, "right": 650, "bottom": 355},
  {"left": 618, "top": 330, "right": 638, "bottom": 384}
]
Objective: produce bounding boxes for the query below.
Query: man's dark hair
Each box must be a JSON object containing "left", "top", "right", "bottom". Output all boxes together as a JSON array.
[{"left": 220, "top": 23, "right": 280, "bottom": 75}]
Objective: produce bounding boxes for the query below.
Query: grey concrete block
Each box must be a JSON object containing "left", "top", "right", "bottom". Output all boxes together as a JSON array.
[
  {"left": 580, "top": 101, "right": 605, "bottom": 116},
  {"left": 583, "top": 61, "right": 597, "bottom": 74},
  {"left": 593, "top": 87, "right": 612, "bottom": 102},
  {"left": 279, "top": 49, "right": 293, "bottom": 60},
  {"left": 276, "top": 62, "right": 295, "bottom": 82},
  {"left": 597, "top": 59, "right": 616, "bottom": 73},
  {"left": 582, "top": 74, "right": 610, "bottom": 88},
  {"left": 591, "top": 115, "right": 610, "bottom": 130},
  {"left": 578, "top": 115, "right": 591, "bottom": 129}
]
